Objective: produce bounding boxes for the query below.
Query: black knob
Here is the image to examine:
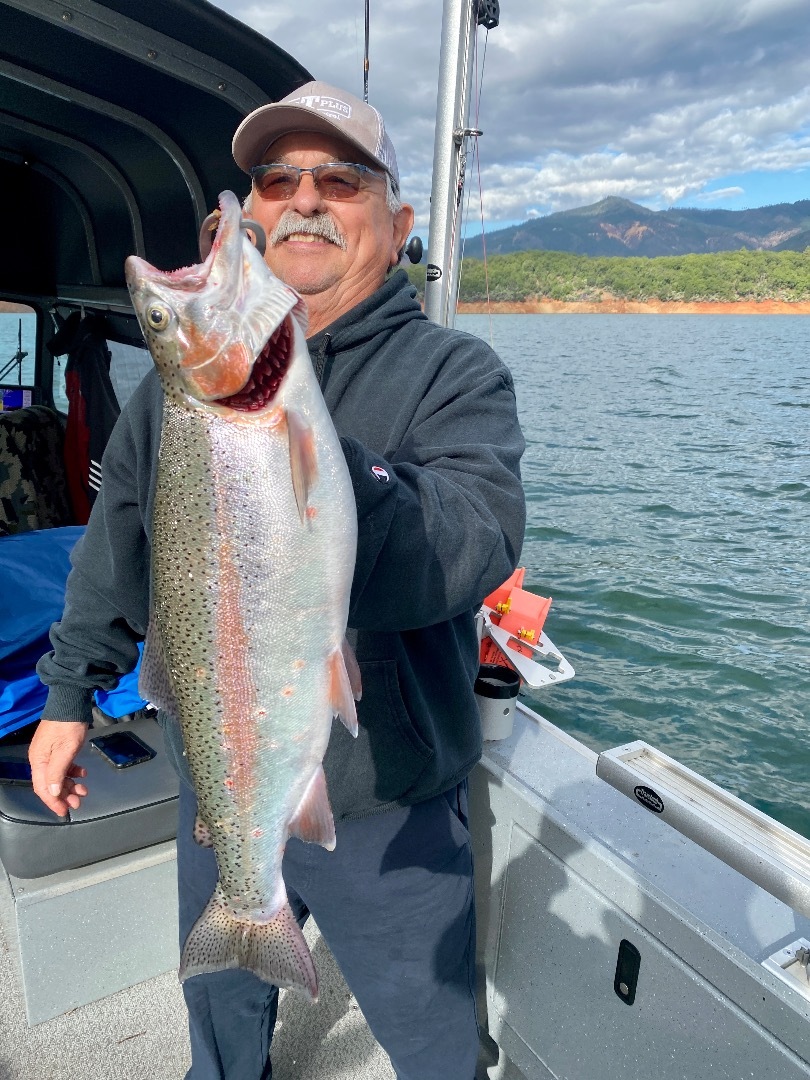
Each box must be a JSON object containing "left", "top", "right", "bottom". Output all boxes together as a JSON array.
[{"left": 405, "top": 236, "right": 424, "bottom": 264}]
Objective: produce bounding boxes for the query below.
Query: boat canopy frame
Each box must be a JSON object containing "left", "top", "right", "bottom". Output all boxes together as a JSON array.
[{"left": 0, "top": 0, "right": 313, "bottom": 311}]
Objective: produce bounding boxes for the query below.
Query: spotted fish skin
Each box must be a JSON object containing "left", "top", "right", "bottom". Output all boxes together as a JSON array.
[{"left": 125, "top": 191, "right": 358, "bottom": 1000}]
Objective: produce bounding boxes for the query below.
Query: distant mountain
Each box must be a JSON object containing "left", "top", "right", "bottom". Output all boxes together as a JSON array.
[{"left": 462, "top": 197, "right": 810, "bottom": 259}]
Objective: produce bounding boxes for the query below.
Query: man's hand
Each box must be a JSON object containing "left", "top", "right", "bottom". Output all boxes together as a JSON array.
[{"left": 28, "top": 719, "right": 89, "bottom": 817}]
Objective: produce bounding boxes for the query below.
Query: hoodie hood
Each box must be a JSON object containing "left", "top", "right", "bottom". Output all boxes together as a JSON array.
[{"left": 307, "top": 270, "right": 425, "bottom": 359}]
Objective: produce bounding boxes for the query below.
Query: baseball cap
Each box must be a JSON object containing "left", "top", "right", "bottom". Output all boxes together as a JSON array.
[{"left": 232, "top": 80, "right": 400, "bottom": 191}]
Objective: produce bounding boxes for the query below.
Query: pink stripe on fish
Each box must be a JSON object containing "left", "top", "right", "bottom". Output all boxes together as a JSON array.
[{"left": 212, "top": 508, "right": 258, "bottom": 825}]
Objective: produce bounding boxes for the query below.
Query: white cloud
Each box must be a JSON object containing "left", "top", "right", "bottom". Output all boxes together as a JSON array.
[
  {"left": 694, "top": 187, "right": 745, "bottom": 203},
  {"left": 210, "top": 0, "right": 810, "bottom": 229}
]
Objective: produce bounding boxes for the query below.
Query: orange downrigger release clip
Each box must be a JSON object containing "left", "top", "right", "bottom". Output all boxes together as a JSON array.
[{"left": 479, "top": 568, "right": 552, "bottom": 674}]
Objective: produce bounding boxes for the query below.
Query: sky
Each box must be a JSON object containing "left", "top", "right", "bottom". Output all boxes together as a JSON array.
[{"left": 210, "top": 0, "right": 810, "bottom": 235}]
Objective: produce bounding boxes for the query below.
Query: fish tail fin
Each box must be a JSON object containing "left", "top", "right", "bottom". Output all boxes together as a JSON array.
[{"left": 179, "top": 886, "right": 318, "bottom": 1001}]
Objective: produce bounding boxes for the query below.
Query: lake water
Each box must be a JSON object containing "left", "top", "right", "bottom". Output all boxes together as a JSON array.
[
  {"left": 2, "top": 308, "right": 808, "bottom": 837},
  {"left": 458, "top": 314, "right": 810, "bottom": 838},
  {"left": 0, "top": 312, "right": 37, "bottom": 387}
]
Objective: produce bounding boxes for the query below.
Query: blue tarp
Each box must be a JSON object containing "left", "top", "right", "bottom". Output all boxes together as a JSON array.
[{"left": 0, "top": 526, "right": 146, "bottom": 738}]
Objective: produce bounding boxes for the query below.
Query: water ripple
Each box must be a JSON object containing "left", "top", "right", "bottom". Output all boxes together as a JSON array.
[{"left": 460, "top": 313, "right": 810, "bottom": 838}]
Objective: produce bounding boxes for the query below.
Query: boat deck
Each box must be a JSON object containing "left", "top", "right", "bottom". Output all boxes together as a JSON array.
[
  {"left": 0, "top": 917, "right": 401, "bottom": 1080},
  {"left": 6, "top": 701, "right": 808, "bottom": 1080},
  {"left": 0, "top": 913, "right": 506, "bottom": 1079}
]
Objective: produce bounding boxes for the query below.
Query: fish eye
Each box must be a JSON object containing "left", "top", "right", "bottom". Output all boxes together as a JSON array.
[{"left": 147, "top": 304, "right": 171, "bottom": 331}]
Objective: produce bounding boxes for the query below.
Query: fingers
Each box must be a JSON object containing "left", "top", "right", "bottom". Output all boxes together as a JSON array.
[
  {"left": 29, "top": 719, "right": 90, "bottom": 818},
  {"left": 53, "top": 775, "right": 88, "bottom": 812},
  {"left": 63, "top": 766, "right": 88, "bottom": 809}
]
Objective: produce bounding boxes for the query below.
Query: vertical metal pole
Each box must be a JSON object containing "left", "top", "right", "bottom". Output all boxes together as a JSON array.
[{"left": 423, "top": 0, "right": 478, "bottom": 328}]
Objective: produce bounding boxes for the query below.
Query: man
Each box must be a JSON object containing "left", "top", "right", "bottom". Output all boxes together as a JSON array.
[{"left": 30, "top": 81, "right": 525, "bottom": 1079}]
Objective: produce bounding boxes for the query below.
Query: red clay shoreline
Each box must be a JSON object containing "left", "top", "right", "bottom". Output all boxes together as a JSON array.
[
  {"left": 456, "top": 298, "right": 810, "bottom": 314},
  {"left": 5, "top": 297, "right": 809, "bottom": 316}
]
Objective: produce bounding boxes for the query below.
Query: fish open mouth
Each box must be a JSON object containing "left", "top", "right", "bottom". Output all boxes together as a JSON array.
[{"left": 213, "top": 317, "right": 292, "bottom": 411}]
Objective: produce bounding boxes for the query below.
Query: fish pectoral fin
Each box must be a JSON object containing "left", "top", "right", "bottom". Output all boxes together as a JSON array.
[
  {"left": 330, "top": 647, "right": 359, "bottom": 737},
  {"left": 342, "top": 637, "right": 362, "bottom": 702},
  {"left": 287, "top": 407, "right": 318, "bottom": 524},
  {"left": 140, "top": 616, "right": 180, "bottom": 717},
  {"left": 193, "top": 815, "right": 214, "bottom": 848},
  {"left": 288, "top": 765, "right": 336, "bottom": 851},
  {"left": 180, "top": 886, "right": 318, "bottom": 1002}
]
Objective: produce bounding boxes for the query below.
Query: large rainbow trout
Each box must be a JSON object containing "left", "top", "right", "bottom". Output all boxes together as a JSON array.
[{"left": 125, "top": 190, "right": 359, "bottom": 1001}]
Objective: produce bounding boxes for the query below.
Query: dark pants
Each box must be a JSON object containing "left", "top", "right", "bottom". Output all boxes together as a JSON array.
[{"left": 177, "top": 779, "right": 479, "bottom": 1080}]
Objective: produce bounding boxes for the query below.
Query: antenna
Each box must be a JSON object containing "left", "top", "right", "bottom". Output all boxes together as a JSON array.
[{"left": 363, "top": 0, "right": 370, "bottom": 102}]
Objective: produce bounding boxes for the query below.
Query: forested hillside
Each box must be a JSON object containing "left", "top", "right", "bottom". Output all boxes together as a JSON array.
[
  {"left": 405, "top": 248, "right": 810, "bottom": 303},
  {"left": 460, "top": 197, "right": 810, "bottom": 258}
]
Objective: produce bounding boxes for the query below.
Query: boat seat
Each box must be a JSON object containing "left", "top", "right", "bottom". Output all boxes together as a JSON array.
[
  {"left": 0, "top": 714, "right": 178, "bottom": 880},
  {"left": 0, "top": 526, "right": 170, "bottom": 879}
]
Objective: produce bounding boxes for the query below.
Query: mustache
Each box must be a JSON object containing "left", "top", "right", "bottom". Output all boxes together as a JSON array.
[{"left": 269, "top": 211, "right": 347, "bottom": 250}]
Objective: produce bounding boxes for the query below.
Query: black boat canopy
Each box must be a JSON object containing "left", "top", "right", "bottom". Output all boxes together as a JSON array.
[{"left": 0, "top": 0, "right": 312, "bottom": 307}]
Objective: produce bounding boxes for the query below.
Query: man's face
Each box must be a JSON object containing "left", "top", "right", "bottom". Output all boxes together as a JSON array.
[{"left": 247, "top": 132, "right": 413, "bottom": 314}]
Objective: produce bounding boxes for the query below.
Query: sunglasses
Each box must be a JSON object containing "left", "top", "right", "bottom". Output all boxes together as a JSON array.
[{"left": 249, "top": 162, "right": 387, "bottom": 202}]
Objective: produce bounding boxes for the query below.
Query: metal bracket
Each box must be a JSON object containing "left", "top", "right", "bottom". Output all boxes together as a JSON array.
[
  {"left": 763, "top": 938, "right": 810, "bottom": 1001},
  {"left": 479, "top": 607, "right": 575, "bottom": 689},
  {"left": 453, "top": 127, "right": 484, "bottom": 145}
]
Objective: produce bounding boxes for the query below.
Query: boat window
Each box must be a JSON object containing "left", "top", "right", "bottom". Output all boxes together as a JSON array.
[
  {"left": 0, "top": 303, "right": 37, "bottom": 410},
  {"left": 49, "top": 317, "right": 152, "bottom": 416},
  {"left": 52, "top": 353, "right": 68, "bottom": 415},
  {"left": 108, "top": 341, "right": 152, "bottom": 411}
]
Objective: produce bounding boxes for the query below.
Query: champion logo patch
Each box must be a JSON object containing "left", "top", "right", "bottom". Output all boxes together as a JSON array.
[{"left": 371, "top": 465, "right": 390, "bottom": 483}]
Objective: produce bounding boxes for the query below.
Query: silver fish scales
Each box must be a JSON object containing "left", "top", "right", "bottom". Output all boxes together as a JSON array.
[{"left": 125, "top": 190, "right": 359, "bottom": 1000}]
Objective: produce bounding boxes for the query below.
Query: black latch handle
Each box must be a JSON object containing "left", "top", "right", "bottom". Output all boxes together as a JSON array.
[{"left": 614, "top": 939, "right": 641, "bottom": 1006}]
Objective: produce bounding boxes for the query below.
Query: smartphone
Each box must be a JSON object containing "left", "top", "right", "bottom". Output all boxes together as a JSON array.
[
  {"left": 89, "top": 730, "right": 156, "bottom": 769},
  {"left": 0, "top": 757, "right": 33, "bottom": 786}
]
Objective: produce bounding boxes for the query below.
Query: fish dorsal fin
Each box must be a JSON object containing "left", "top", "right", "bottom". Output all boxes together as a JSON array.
[
  {"left": 288, "top": 765, "right": 336, "bottom": 850},
  {"left": 330, "top": 647, "right": 359, "bottom": 737},
  {"left": 286, "top": 408, "right": 318, "bottom": 524},
  {"left": 342, "top": 637, "right": 362, "bottom": 703}
]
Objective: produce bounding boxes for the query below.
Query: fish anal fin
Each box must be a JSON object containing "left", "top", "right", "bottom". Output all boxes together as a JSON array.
[
  {"left": 288, "top": 765, "right": 336, "bottom": 851},
  {"left": 287, "top": 408, "right": 318, "bottom": 524},
  {"left": 342, "top": 637, "right": 362, "bottom": 702},
  {"left": 193, "top": 815, "right": 214, "bottom": 848},
  {"left": 330, "top": 647, "right": 359, "bottom": 737},
  {"left": 180, "top": 886, "right": 318, "bottom": 1001}
]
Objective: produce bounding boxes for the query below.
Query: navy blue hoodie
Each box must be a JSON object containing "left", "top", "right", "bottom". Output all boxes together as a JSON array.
[{"left": 38, "top": 271, "right": 526, "bottom": 819}]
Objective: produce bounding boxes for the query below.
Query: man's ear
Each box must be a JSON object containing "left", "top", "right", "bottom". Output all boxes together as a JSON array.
[{"left": 391, "top": 204, "right": 415, "bottom": 266}]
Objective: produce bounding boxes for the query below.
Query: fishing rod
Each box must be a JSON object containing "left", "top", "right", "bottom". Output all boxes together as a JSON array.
[{"left": 364, "top": 0, "right": 370, "bottom": 102}]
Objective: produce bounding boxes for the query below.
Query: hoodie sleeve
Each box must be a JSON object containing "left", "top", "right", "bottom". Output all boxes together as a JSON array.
[
  {"left": 342, "top": 334, "right": 526, "bottom": 632},
  {"left": 36, "top": 376, "right": 159, "bottom": 721}
]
